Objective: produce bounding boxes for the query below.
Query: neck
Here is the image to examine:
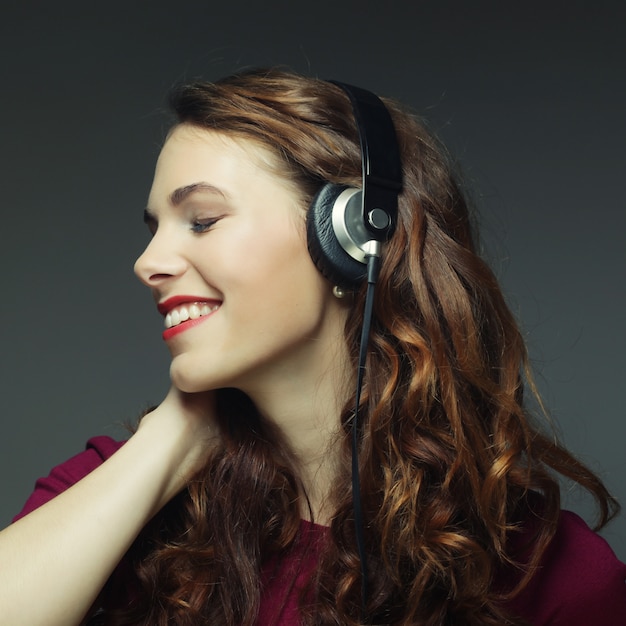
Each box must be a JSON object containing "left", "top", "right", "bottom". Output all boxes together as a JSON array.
[{"left": 245, "top": 352, "right": 352, "bottom": 526}]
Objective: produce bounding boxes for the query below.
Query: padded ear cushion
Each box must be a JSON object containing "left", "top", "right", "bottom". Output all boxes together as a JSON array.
[{"left": 306, "top": 183, "right": 367, "bottom": 289}]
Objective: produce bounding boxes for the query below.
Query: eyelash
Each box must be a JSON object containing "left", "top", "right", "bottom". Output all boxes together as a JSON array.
[
  {"left": 142, "top": 213, "right": 221, "bottom": 236},
  {"left": 191, "top": 217, "right": 220, "bottom": 234}
]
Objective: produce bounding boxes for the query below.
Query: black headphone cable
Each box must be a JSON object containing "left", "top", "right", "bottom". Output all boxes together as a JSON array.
[{"left": 352, "top": 245, "right": 381, "bottom": 621}]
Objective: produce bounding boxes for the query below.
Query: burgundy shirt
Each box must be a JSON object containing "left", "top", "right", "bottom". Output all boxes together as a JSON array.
[{"left": 14, "top": 436, "right": 626, "bottom": 625}]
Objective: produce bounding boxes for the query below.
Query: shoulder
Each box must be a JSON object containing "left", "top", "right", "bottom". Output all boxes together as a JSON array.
[
  {"left": 12, "top": 436, "right": 126, "bottom": 522},
  {"left": 506, "top": 510, "right": 626, "bottom": 625}
]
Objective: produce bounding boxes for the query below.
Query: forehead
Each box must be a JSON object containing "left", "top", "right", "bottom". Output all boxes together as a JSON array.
[
  {"left": 148, "top": 124, "right": 305, "bottom": 211},
  {"left": 154, "top": 124, "right": 284, "bottom": 185}
]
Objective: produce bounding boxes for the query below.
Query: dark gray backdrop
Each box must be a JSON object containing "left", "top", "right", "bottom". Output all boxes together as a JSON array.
[{"left": 1, "top": 1, "right": 624, "bottom": 560}]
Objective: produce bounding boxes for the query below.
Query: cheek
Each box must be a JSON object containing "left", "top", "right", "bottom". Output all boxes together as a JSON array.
[
  {"left": 235, "top": 241, "right": 329, "bottom": 328},
  {"left": 244, "top": 261, "right": 326, "bottom": 321},
  {"left": 237, "top": 220, "right": 322, "bottom": 293}
]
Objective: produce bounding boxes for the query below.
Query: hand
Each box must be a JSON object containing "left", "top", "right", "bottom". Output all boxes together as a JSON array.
[{"left": 137, "top": 385, "right": 220, "bottom": 491}]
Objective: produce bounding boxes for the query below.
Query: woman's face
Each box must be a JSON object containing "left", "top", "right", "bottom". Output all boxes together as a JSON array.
[{"left": 135, "top": 124, "right": 350, "bottom": 399}]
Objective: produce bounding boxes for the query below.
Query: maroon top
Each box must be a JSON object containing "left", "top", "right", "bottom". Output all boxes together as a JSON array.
[{"left": 14, "top": 436, "right": 626, "bottom": 625}]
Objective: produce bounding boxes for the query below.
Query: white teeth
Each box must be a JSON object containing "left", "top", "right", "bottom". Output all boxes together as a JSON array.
[{"left": 164, "top": 303, "right": 219, "bottom": 329}]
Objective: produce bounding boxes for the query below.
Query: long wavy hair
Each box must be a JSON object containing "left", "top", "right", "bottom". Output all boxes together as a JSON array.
[{"left": 97, "top": 68, "right": 618, "bottom": 625}]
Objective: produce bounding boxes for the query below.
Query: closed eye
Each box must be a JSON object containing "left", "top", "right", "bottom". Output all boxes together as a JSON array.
[{"left": 191, "top": 217, "right": 220, "bottom": 233}]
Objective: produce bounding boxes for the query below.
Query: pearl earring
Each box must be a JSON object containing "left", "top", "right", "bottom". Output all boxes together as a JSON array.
[{"left": 332, "top": 285, "right": 346, "bottom": 299}]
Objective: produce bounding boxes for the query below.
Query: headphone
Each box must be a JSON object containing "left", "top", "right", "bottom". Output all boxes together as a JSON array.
[
  {"left": 305, "top": 81, "right": 403, "bottom": 616},
  {"left": 306, "top": 81, "right": 403, "bottom": 289}
]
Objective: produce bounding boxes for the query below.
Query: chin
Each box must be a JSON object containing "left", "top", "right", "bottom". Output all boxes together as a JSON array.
[{"left": 169, "top": 364, "right": 213, "bottom": 394}]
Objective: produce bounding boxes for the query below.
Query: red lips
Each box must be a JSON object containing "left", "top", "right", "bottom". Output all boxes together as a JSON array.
[{"left": 157, "top": 295, "right": 219, "bottom": 316}]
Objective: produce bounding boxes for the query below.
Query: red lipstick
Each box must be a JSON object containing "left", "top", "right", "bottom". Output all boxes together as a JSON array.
[
  {"left": 162, "top": 315, "right": 213, "bottom": 341},
  {"left": 158, "top": 296, "right": 221, "bottom": 341},
  {"left": 157, "top": 295, "right": 215, "bottom": 316}
]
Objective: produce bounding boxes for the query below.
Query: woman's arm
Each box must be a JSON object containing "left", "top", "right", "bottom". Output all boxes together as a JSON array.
[{"left": 0, "top": 387, "right": 218, "bottom": 626}]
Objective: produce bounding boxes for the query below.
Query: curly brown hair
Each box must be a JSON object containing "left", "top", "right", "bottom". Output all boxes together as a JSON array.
[{"left": 95, "top": 68, "right": 618, "bottom": 625}]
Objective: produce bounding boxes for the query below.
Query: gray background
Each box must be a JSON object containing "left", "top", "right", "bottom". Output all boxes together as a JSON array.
[{"left": 1, "top": 1, "right": 624, "bottom": 560}]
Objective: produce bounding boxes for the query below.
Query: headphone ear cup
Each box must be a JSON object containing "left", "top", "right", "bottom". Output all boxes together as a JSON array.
[{"left": 306, "top": 183, "right": 368, "bottom": 289}]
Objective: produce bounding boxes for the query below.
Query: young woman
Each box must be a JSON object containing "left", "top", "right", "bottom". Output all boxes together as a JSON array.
[{"left": 2, "top": 68, "right": 625, "bottom": 625}]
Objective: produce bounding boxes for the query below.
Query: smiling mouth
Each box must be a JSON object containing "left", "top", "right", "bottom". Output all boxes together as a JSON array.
[{"left": 164, "top": 302, "right": 221, "bottom": 329}]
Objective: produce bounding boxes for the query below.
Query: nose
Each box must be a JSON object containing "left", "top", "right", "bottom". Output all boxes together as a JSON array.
[{"left": 134, "top": 230, "right": 188, "bottom": 287}]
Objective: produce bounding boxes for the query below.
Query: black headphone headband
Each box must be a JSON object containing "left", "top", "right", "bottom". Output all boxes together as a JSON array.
[
  {"left": 306, "top": 81, "right": 403, "bottom": 289},
  {"left": 327, "top": 81, "right": 403, "bottom": 239}
]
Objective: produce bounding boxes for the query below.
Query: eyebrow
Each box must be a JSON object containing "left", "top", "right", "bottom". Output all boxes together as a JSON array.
[{"left": 169, "top": 182, "right": 228, "bottom": 206}]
